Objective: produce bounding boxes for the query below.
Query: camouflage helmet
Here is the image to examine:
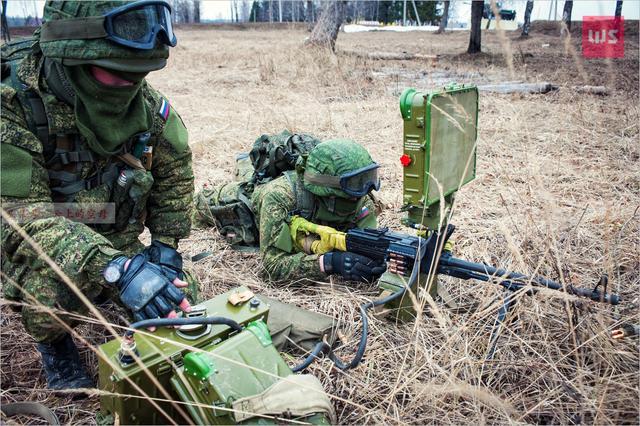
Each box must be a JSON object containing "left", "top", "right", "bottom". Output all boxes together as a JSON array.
[
  {"left": 39, "top": 1, "right": 174, "bottom": 72},
  {"left": 303, "top": 139, "right": 379, "bottom": 199}
]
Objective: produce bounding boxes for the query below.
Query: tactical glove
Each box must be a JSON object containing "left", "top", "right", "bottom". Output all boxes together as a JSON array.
[
  {"left": 115, "top": 254, "right": 187, "bottom": 323},
  {"left": 322, "top": 251, "right": 386, "bottom": 283},
  {"left": 290, "top": 215, "right": 346, "bottom": 254},
  {"left": 143, "top": 240, "right": 184, "bottom": 281}
]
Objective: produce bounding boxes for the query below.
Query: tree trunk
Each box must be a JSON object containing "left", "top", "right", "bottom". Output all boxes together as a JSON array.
[
  {"left": 467, "top": 0, "right": 483, "bottom": 54},
  {"left": 411, "top": 0, "right": 421, "bottom": 26},
  {"left": 402, "top": 0, "right": 407, "bottom": 26},
  {"left": 305, "top": 1, "right": 346, "bottom": 51},
  {"left": 436, "top": 1, "right": 450, "bottom": 34},
  {"left": 561, "top": 0, "right": 573, "bottom": 35},
  {"left": 1, "top": 0, "right": 10, "bottom": 42},
  {"left": 306, "top": 0, "right": 314, "bottom": 29},
  {"left": 521, "top": 1, "right": 533, "bottom": 37},
  {"left": 193, "top": 0, "right": 200, "bottom": 23},
  {"left": 615, "top": 1, "right": 623, "bottom": 17}
]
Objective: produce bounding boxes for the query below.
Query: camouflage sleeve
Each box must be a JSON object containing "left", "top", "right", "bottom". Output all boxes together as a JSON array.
[
  {"left": 258, "top": 188, "right": 326, "bottom": 283},
  {"left": 1, "top": 84, "right": 121, "bottom": 287},
  {"left": 145, "top": 110, "right": 194, "bottom": 248}
]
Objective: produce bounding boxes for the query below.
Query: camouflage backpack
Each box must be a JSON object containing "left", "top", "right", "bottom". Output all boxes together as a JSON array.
[
  {"left": 195, "top": 130, "right": 321, "bottom": 246},
  {"left": 250, "top": 130, "right": 321, "bottom": 184}
]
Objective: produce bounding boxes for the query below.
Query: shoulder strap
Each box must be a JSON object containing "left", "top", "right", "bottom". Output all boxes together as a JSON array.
[
  {"left": 6, "top": 61, "right": 51, "bottom": 146},
  {"left": 48, "top": 163, "right": 119, "bottom": 198},
  {"left": 284, "top": 171, "right": 316, "bottom": 220}
]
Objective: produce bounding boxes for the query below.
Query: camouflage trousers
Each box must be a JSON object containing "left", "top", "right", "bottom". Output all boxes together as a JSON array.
[{"left": 2, "top": 239, "right": 198, "bottom": 344}]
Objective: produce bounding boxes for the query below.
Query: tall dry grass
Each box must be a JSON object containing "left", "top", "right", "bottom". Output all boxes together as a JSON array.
[{"left": 1, "top": 23, "right": 639, "bottom": 424}]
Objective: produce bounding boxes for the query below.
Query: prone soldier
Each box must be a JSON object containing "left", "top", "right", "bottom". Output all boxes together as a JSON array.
[{"left": 195, "top": 136, "right": 387, "bottom": 285}]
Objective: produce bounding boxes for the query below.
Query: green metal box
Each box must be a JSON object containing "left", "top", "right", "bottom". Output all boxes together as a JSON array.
[
  {"left": 399, "top": 84, "right": 479, "bottom": 229},
  {"left": 97, "top": 287, "right": 328, "bottom": 425}
]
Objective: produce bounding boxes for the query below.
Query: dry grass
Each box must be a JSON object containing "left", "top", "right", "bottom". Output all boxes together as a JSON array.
[{"left": 2, "top": 23, "right": 639, "bottom": 424}]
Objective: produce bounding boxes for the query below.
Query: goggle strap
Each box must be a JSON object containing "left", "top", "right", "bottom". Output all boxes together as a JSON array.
[
  {"left": 41, "top": 17, "right": 107, "bottom": 42},
  {"left": 303, "top": 172, "right": 341, "bottom": 188}
]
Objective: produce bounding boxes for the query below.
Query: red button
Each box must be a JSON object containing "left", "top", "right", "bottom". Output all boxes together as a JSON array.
[{"left": 400, "top": 154, "right": 412, "bottom": 166}]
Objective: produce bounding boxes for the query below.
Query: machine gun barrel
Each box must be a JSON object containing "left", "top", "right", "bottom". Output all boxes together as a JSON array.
[
  {"left": 437, "top": 253, "right": 620, "bottom": 305},
  {"left": 345, "top": 227, "right": 620, "bottom": 306}
]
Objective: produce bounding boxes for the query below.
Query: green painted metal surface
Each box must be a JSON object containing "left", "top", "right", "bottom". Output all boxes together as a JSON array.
[
  {"left": 377, "top": 271, "right": 438, "bottom": 322},
  {"left": 400, "top": 83, "right": 478, "bottom": 230},
  {"left": 97, "top": 286, "right": 330, "bottom": 425}
]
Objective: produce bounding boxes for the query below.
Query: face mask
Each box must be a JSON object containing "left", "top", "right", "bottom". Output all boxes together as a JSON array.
[
  {"left": 65, "top": 65, "right": 151, "bottom": 157},
  {"left": 313, "top": 196, "right": 365, "bottom": 224}
]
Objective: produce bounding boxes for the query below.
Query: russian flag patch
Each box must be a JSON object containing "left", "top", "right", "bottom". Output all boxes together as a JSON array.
[
  {"left": 357, "top": 206, "right": 370, "bottom": 221},
  {"left": 158, "top": 98, "right": 170, "bottom": 121}
]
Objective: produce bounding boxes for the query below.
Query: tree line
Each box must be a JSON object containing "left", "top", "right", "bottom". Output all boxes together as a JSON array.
[{"left": 249, "top": 1, "right": 440, "bottom": 26}]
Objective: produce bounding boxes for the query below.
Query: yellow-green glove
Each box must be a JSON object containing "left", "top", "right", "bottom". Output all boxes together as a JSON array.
[{"left": 289, "top": 215, "right": 346, "bottom": 255}]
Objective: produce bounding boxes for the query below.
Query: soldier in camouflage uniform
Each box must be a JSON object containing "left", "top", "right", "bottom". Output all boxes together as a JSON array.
[
  {"left": 196, "top": 138, "right": 386, "bottom": 284},
  {"left": 1, "top": 1, "right": 194, "bottom": 390}
]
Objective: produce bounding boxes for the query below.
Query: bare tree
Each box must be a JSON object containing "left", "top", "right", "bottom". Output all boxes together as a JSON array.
[
  {"left": 521, "top": 0, "right": 533, "bottom": 37},
  {"left": 306, "top": 0, "right": 314, "bottom": 28},
  {"left": 269, "top": 0, "right": 273, "bottom": 22},
  {"left": 561, "top": 0, "right": 573, "bottom": 35},
  {"left": 193, "top": 0, "right": 200, "bottom": 23},
  {"left": 615, "top": 1, "right": 623, "bottom": 17},
  {"left": 467, "top": 0, "right": 483, "bottom": 54},
  {"left": 241, "top": 0, "right": 251, "bottom": 22},
  {"left": 436, "top": 1, "right": 450, "bottom": 34},
  {"left": 1, "top": 0, "right": 10, "bottom": 42},
  {"left": 305, "top": 1, "right": 346, "bottom": 51}
]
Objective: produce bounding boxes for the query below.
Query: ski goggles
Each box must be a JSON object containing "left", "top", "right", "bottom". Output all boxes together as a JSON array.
[
  {"left": 304, "top": 163, "right": 381, "bottom": 197},
  {"left": 41, "top": 0, "right": 177, "bottom": 50}
]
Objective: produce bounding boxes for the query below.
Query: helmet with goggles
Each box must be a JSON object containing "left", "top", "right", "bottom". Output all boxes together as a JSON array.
[
  {"left": 39, "top": 0, "right": 176, "bottom": 72},
  {"left": 303, "top": 139, "right": 380, "bottom": 199}
]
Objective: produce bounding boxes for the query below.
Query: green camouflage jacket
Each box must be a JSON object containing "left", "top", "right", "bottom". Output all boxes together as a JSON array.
[
  {"left": 251, "top": 175, "right": 377, "bottom": 282},
  {"left": 1, "top": 46, "right": 194, "bottom": 288}
]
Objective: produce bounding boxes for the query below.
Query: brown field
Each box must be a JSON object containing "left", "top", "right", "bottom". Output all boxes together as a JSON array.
[{"left": 2, "top": 22, "right": 639, "bottom": 424}]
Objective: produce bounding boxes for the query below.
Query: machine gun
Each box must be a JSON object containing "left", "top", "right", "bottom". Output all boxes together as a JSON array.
[
  {"left": 345, "top": 225, "right": 619, "bottom": 317},
  {"left": 377, "top": 83, "right": 618, "bottom": 317},
  {"left": 293, "top": 83, "right": 621, "bottom": 367}
]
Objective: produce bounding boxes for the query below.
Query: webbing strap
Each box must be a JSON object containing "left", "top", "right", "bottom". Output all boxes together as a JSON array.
[
  {"left": 8, "top": 61, "right": 51, "bottom": 146},
  {"left": 40, "top": 17, "right": 106, "bottom": 42},
  {"left": 26, "top": 96, "right": 49, "bottom": 145},
  {"left": 47, "top": 150, "right": 95, "bottom": 166},
  {"left": 284, "top": 172, "right": 315, "bottom": 220},
  {"left": 303, "top": 171, "right": 341, "bottom": 188},
  {"left": 50, "top": 164, "right": 119, "bottom": 196},
  {"left": 236, "top": 184, "right": 259, "bottom": 235},
  {"left": 48, "top": 169, "right": 79, "bottom": 183}
]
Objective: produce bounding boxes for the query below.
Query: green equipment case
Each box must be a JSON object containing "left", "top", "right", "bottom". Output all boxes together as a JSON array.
[
  {"left": 376, "top": 84, "right": 479, "bottom": 321},
  {"left": 97, "top": 287, "right": 331, "bottom": 425},
  {"left": 399, "top": 83, "right": 478, "bottom": 230}
]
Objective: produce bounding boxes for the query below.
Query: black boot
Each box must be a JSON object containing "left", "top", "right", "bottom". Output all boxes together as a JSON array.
[{"left": 37, "top": 334, "right": 94, "bottom": 390}]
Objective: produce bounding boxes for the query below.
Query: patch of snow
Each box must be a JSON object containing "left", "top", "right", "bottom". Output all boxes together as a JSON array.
[{"left": 344, "top": 24, "right": 467, "bottom": 33}]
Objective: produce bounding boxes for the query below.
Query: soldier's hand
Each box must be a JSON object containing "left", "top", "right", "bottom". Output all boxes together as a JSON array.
[
  {"left": 290, "top": 215, "right": 346, "bottom": 254},
  {"left": 142, "top": 240, "right": 184, "bottom": 281},
  {"left": 117, "top": 254, "right": 191, "bottom": 331},
  {"left": 321, "top": 251, "right": 386, "bottom": 283}
]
